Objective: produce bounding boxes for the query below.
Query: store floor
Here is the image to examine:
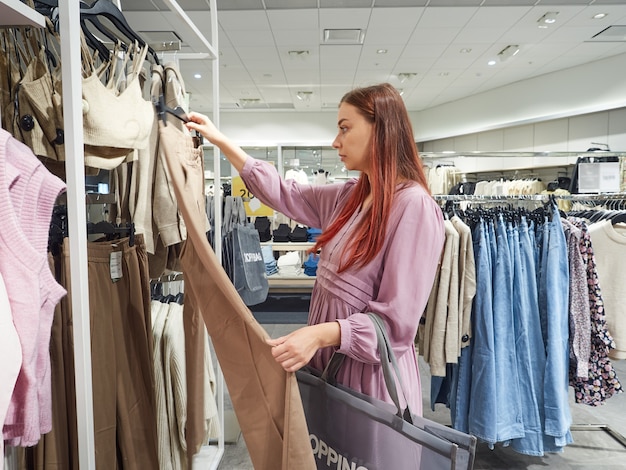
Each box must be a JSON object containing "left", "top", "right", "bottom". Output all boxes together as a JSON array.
[{"left": 216, "top": 323, "right": 626, "bottom": 470}]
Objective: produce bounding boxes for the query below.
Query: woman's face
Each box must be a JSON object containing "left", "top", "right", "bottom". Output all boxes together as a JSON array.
[{"left": 332, "top": 102, "right": 373, "bottom": 174}]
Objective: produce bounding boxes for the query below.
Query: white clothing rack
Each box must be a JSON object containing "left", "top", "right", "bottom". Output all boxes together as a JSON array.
[
  {"left": 1, "top": 0, "right": 222, "bottom": 468},
  {"left": 434, "top": 193, "right": 626, "bottom": 202}
]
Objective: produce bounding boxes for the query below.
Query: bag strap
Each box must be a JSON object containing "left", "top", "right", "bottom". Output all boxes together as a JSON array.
[
  {"left": 233, "top": 196, "right": 247, "bottom": 226},
  {"left": 367, "top": 312, "right": 415, "bottom": 423},
  {"left": 222, "top": 196, "right": 234, "bottom": 234},
  {"left": 320, "top": 313, "right": 414, "bottom": 423}
]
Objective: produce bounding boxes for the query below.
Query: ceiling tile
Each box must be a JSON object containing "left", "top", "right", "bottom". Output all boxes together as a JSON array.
[
  {"left": 265, "top": 0, "right": 317, "bottom": 8},
  {"left": 215, "top": 0, "right": 264, "bottom": 11},
  {"left": 119, "top": 1, "right": 626, "bottom": 113},
  {"left": 320, "top": 0, "right": 372, "bottom": 7}
]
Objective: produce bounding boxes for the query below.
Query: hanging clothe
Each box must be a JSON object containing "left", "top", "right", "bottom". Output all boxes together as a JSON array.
[
  {"left": 567, "top": 217, "right": 622, "bottom": 405},
  {"left": 442, "top": 203, "right": 574, "bottom": 456},
  {"left": 0, "top": 271, "right": 21, "bottom": 465},
  {"left": 0, "top": 128, "right": 67, "bottom": 447},
  {"left": 157, "top": 122, "right": 315, "bottom": 470},
  {"left": 588, "top": 219, "right": 626, "bottom": 360}
]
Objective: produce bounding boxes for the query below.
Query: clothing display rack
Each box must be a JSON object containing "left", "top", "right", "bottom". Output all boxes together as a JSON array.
[
  {"left": 435, "top": 193, "right": 626, "bottom": 202},
  {"left": 1, "top": 0, "right": 222, "bottom": 469},
  {"left": 0, "top": 4, "right": 46, "bottom": 470},
  {"left": 434, "top": 191, "right": 626, "bottom": 450}
]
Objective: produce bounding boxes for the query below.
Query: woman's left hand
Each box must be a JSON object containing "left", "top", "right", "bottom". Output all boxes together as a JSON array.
[{"left": 266, "top": 322, "right": 341, "bottom": 372}]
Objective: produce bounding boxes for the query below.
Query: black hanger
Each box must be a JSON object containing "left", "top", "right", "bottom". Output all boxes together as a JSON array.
[
  {"left": 609, "top": 211, "right": 626, "bottom": 225},
  {"left": 154, "top": 94, "right": 189, "bottom": 126},
  {"left": 87, "top": 220, "right": 135, "bottom": 246},
  {"left": 80, "top": 0, "right": 160, "bottom": 65},
  {"left": 34, "top": 0, "right": 57, "bottom": 16}
]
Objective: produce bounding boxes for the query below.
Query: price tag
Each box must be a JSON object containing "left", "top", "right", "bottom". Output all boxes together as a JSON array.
[{"left": 110, "top": 251, "right": 123, "bottom": 281}]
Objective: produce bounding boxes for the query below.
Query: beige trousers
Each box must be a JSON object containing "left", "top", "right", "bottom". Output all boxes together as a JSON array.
[{"left": 158, "top": 123, "right": 315, "bottom": 470}]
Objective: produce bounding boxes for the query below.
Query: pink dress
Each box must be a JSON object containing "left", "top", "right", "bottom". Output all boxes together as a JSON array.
[{"left": 241, "top": 157, "right": 445, "bottom": 416}]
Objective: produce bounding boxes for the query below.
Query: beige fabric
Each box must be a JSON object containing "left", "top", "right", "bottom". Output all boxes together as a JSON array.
[
  {"left": 82, "top": 44, "right": 154, "bottom": 169},
  {"left": 451, "top": 216, "right": 476, "bottom": 354},
  {"left": 158, "top": 122, "right": 315, "bottom": 469},
  {"left": 151, "top": 64, "right": 183, "bottom": 248},
  {"left": 17, "top": 47, "right": 64, "bottom": 161},
  {"left": 129, "top": 64, "right": 160, "bottom": 254},
  {"left": 422, "top": 220, "right": 460, "bottom": 376},
  {"left": 151, "top": 300, "right": 174, "bottom": 470}
]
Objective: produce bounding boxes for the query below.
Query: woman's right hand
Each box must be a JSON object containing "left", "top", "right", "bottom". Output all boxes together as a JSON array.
[
  {"left": 185, "top": 111, "right": 222, "bottom": 144},
  {"left": 185, "top": 111, "right": 249, "bottom": 173}
]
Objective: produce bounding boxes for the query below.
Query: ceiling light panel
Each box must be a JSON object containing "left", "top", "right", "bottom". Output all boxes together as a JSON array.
[
  {"left": 265, "top": 0, "right": 316, "bottom": 8},
  {"left": 588, "top": 25, "right": 626, "bottom": 42},
  {"left": 323, "top": 29, "right": 365, "bottom": 44},
  {"left": 215, "top": 0, "right": 264, "bottom": 11},
  {"left": 320, "top": 0, "right": 371, "bottom": 7}
]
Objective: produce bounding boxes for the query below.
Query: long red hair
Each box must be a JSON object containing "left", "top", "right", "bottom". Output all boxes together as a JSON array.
[{"left": 312, "top": 83, "right": 429, "bottom": 272}]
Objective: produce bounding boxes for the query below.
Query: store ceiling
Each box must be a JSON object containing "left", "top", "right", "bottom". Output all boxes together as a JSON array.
[{"left": 120, "top": 0, "right": 626, "bottom": 114}]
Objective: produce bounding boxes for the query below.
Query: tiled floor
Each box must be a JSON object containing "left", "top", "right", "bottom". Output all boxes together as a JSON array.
[{"left": 217, "top": 323, "right": 626, "bottom": 470}]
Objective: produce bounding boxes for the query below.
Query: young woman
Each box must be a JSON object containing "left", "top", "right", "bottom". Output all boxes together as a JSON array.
[{"left": 186, "top": 83, "right": 445, "bottom": 416}]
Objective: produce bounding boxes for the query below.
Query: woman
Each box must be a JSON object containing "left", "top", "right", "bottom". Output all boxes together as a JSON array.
[{"left": 186, "top": 83, "right": 444, "bottom": 416}]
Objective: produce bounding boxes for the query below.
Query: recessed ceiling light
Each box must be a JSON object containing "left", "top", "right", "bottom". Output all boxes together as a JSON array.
[
  {"left": 438, "top": 72, "right": 449, "bottom": 77},
  {"left": 488, "top": 59, "right": 497, "bottom": 66},
  {"left": 460, "top": 48, "right": 472, "bottom": 54},
  {"left": 377, "top": 49, "right": 387, "bottom": 54},
  {"left": 296, "top": 91, "right": 313, "bottom": 101},
  {"left": 537, "top": 12, "right": 559, "bottom": 28},
  {"left": 593, "top": 13, "right": 608, "bottom": 20},
  {"left": 398, "top": 72, "right": 417, "bottom": 82},
  {"left": 194, "top": 73, "right": 202, "bottom": 79},
  {"left": 498, "top": 44, "right": 520, "bottom": 62},
  {"left": 288, "top": 50, "right": 310, "bottom": 58},
  {"left": 239, "top": 98, "right": 261, "bottom": 106}
]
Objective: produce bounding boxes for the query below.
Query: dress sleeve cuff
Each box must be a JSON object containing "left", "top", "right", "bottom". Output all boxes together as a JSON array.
[
  {"left": 240, "top": 154, "right": 255, "bottom": 178},
  {"left": 335, "top": 319, "right": 352, "bottom": 354}
]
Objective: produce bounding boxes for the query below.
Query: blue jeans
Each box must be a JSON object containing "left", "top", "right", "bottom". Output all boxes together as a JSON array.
[
  {"left": 492, "top": 216, "right": 523, "bottom": 441},
  {"left": 540, "top": 206, "right": 573, "bottom": 448},
  {"left": 467, "top": 219, "right": 498, "bottom": 444},
  {"left": 510, "top": 217, "right": 548, "bottom": 455}
]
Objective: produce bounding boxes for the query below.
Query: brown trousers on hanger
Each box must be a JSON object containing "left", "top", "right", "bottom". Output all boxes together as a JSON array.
[
  {"left": 30, "top": 235, "right": 159, "bottom": 470},
  {"left": 158, "top": 122, "right": 315, "bottom": 470}
]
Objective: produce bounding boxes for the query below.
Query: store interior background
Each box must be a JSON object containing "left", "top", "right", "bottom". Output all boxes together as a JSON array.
[
  {"left": 72, "top": 1, "right": 626, "bottom": 468},
  {"left": 119, "top": 0, "right": 626, "bottom": 175}
]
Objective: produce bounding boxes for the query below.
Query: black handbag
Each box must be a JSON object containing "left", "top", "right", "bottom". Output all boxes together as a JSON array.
[{"left": 296, "top": 313, "right": 476, "bottom": 470}]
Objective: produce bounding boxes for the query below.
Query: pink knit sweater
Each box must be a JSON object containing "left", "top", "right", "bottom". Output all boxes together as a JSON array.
[{"left": 0, "top": 128, "right": 66, "bottom": 446}]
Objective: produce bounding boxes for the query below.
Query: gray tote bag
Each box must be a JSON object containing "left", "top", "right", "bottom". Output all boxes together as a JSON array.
[
  {"left": 296, "top": 313, "right": 476, "bottom": 470},
  {"left": 223, "top": 196, "right": 269, "bottom": 306}
]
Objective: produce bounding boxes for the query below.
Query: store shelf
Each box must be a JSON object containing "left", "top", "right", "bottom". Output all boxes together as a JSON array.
[
  {"left": 0, "top": 0, "right": 45, "bottom": 27},
  {"left": 267, "top": 273, "right": 315, "bottom": 292},
  {"left": 262, "top": 241, "right": 315, "bottom": 251}
]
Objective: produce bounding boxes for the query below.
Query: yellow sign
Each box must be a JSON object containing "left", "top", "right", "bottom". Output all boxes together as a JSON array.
[{"left": 231, "top": 176, "right": 274, "bottom": 217}]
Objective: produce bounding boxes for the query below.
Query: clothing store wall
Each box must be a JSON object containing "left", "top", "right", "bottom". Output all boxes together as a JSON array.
[
  {"left": 213, "top": 51, "right": 626, "bottom": 146},
  {"left": 421, "top": 107, "right": 626, "bottom": 155}
]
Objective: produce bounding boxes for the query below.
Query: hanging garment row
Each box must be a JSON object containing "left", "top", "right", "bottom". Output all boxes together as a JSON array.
[
  {"left": 420, "top": 196, "right": 623, "bottom": 457},
  {"left": 150, "top": 278, "right": 220, "bottom": 470},
  {"left": 0, "top": 1, "right": 199, "bottom": 279},
  {"left": 1, "top": 3, "right": 225, "bottom": 468}
]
